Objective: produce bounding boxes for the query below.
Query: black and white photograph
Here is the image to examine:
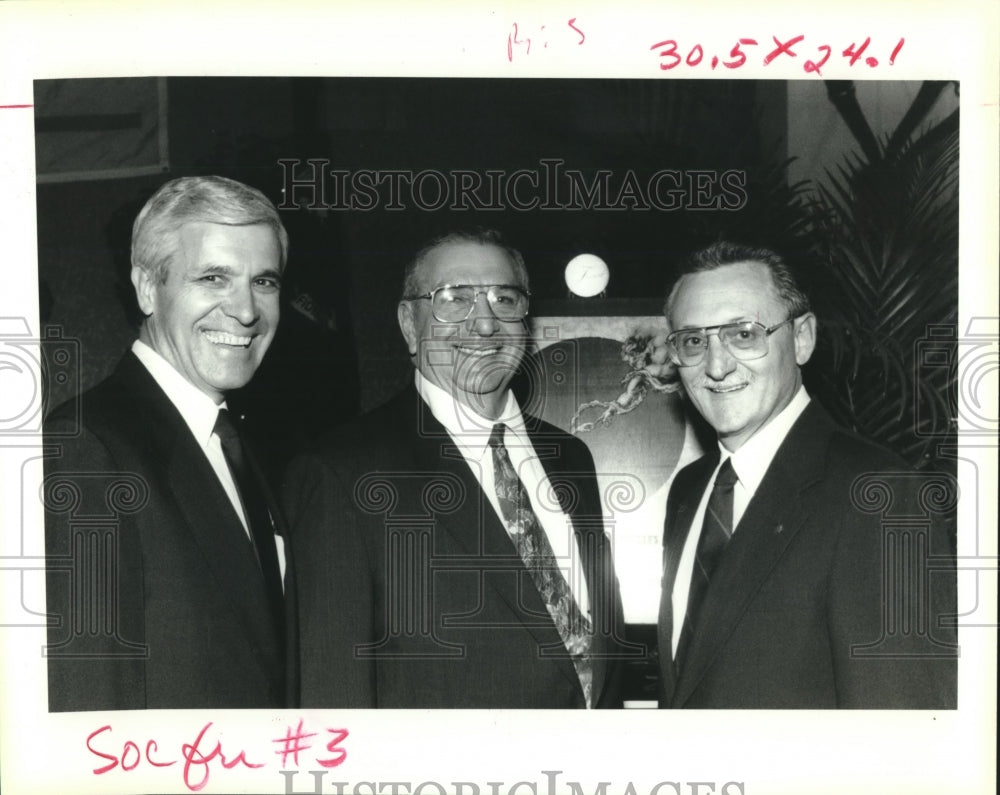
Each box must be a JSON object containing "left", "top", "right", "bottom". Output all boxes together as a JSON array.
[{"left": 1, "top": 4, "right": 996, "bottom": 794}]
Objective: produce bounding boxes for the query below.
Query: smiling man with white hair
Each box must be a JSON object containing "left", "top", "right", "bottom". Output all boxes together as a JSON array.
[{"left": 44, "top": 175, "right": 294, "bottom": 710}]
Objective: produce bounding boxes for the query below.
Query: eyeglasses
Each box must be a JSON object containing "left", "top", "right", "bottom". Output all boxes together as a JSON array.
[
  {"left": 666, "top": 318, "right": 795, "bottom": 367},
  {"left": 406, "top": 283, "right": 531, "bottom": 323}
]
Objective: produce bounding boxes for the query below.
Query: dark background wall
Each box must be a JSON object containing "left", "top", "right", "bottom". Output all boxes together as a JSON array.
[{"left": 37, "top": 76, "right": 790, "bottom": 417}]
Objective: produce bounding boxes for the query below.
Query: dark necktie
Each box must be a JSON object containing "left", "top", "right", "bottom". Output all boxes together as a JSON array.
[
  {"left": 488, "top": 423, "right": 593, "bottom": 707},
  {"left": 675, "top": 457, "right": 738, "bottom": 673},
  {"left": 213, "top": 408, "right": 284, "bottom": 629}
]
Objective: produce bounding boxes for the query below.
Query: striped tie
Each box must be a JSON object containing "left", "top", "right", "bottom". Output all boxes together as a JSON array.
[{"left": 675, "top": 457, "right": 738, "bottom": 673}]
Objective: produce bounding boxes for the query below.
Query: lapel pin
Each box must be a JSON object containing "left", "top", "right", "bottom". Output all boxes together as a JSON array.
[{"left": 774, "top": 524, "right": 784, "bottom": 535}]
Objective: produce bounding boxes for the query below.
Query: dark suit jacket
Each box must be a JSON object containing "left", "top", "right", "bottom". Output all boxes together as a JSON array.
[
  {"left": 658, "top": 401, "right": 957, "bottom": 709},
  {"left": 284, "top": 385, "right": 627, "bottom": 708},
  {"left": 44, "top": 352, "right": 297, "bottom": 710}
]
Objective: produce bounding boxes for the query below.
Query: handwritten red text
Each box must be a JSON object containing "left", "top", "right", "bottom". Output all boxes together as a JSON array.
[
  {"left": 650, "top": 35, "right": 905, "bottom": 76},
  {"left": 508, "top": 18, "right": 587, "bottom": 62},
  {"left": 87, "top": 719, "right": 348, "bottom": 791}
]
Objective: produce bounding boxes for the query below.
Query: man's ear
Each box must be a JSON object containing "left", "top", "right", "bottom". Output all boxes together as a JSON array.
[
  {"left": 793, "top": 312, "right": 817, "bottom": 366},
  {"left": 131, "top": 265, "right": 156, "bottom": 318},
  {"left": 397, "top": 301, "right": 418, "bottom": 356}
]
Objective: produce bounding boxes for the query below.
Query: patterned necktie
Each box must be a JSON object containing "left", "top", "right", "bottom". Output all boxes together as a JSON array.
[
  {"left": 488, "top": 422, "right": 593, "bottom": 707},
  {"left": 214, "top": 409, "right": 284, "bottom": 630},
  {"left": 675, "top": 457, "right": 738, "bottom": 673}
]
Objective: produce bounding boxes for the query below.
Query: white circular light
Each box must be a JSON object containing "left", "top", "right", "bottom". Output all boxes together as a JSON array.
[{"left": 564, "top": 253, "right": 609, "bottom": 297}]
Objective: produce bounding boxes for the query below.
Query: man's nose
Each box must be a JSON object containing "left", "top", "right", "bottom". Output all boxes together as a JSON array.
[
  {"left": 465, "top": 291, "right": 500, "bottom": 335},
  {"left": 703, "top": 333, "right": 736, "bottom": 380},
  {"left": 224, "top": 282, "right": 259, "bottom": 325}
]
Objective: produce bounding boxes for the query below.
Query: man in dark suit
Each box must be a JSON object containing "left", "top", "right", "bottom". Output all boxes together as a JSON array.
[
  {"left": 44, "top": 176, "right": 294, "bottom": 710},
  {"left": 286, "top": 230, "right": 626, "bottom": 708},
  {"left": 657, "top": 241, "right": 957, "bottom": 709}
]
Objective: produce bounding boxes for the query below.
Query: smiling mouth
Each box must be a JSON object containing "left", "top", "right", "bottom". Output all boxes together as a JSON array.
[
  {"left": 203, "top": 330, "right": 253, "bottom": 348},
  {"left": 708, "top": 383, "right": 748, "bottom": 394},
  {"left": 454, "top": 343, "right": 504, "bottom": 358}
]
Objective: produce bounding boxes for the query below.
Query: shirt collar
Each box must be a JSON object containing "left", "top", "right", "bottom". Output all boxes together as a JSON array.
[
  {"left": 726, "top": 385, "right": 810, "bottom": 497},
  {"left": 132, "top": 339, "right": 226, "bottom": 446},
  {"left": 414, "top": 369, "right": 526, "bottom": 461}
]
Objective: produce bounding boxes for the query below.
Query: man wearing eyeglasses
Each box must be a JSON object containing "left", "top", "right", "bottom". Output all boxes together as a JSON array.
[
  {"left": 657, "top": 241, "right": 956, "bottom": 709},
  {"left": 286, "top": 229, "right": 625, "bottom": 708}
]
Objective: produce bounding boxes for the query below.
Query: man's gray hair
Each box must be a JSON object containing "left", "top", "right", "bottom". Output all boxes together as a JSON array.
[
  {"left": 664, "top": 241, "right": 811, "bottom": 326},
  {"left": 401, "top": 229, "right": 529, "bottom": 299},
  {"left": 131, "top": 175, "right": 289, "bottom": 283}
]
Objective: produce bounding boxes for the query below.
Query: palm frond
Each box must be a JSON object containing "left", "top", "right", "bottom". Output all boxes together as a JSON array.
[{"left": 804, "top": 111, "right": 958, "bottom": 469}]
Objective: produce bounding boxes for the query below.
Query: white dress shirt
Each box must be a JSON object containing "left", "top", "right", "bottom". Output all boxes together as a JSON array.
[
  {"left": 670, "top": 386, "right": 810, "bottom": 655},
  {"left": 415, "top": 370, "right": 591, "bottom": 615},
  {"left": 131, "top": 340, "right": 286, "bottom": 582}
]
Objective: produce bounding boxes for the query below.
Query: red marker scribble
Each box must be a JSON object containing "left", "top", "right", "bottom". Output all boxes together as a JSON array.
[
  {"left": 842, "top": 37, "right": 871, "bottom": 66},
  {"left": 317, "top": 728, "right": 350, "bottom": 768},
  {"left": 144, "top": 740, "right": 175, "bottom": 768},
  {"left": 567, "top": 17, "right": 585, "bottom": 45},
  {"left": 724, "top": 38, "right": 758, "bottom": 69},
  {"left": 649, "top": 33, "right": 904, "bottom": 75},
  {"left": 804, "top": 45, "right": 832, "bottom": 75},
  {"left": 86, "top": 721, "right": 350, "bottom": 790},
  {"left": 273, "top": 718, "right": 318, "bottom": 768},
  {"left": 87, "top": 726, "right": 178, "bottom": 775},
  {"left": 507, "top": 22, "right": 530, "bottom": 62},
  {"left": 88, "top": 722, "right": 263, "bottom": 791},
  {"left": 0, "top": 104, "right": 34, "bottom": 109},
  {"left": 890, "top": 37, "right": 905, "bottom": 65},
  {"left": 181, "top": 722, "right": 265, "bottom": 792},
  {"left": 763, "top": 34, "right": 804, "bottom": 65},
  {"left": 87, "top": 726, "right": 121, "bottom": 775}
]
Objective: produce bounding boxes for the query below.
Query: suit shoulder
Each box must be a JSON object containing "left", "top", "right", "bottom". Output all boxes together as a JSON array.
[
  {"left": 43, "top": 375, "right": 143, "bottom": 480},
  {"left": 44, "top": 369, "right": 141, "bottom": 444},
  {"left": 822, "top": 419, "right": 913, "bottom": 475},
  {"left": 526, "top": 415, "right": 596, "bottom": 464},
  {"left": 292, "top": 390, "right": 414, "bottom": 466},
  {"left": 526, "top": 414, "right": 574, "bottom": 439},
  {"left": 671, "top": 453, "right": 716, "bottom": 488},
  {"left": 526, "top": 414, "right": 581, "bottom": 444},
  {"left": 771, "top": 401, "right": 915, "bottom": 487}
]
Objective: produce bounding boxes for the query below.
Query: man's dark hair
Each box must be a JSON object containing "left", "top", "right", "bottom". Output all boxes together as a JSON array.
[
  {"left": 663, "top": 241, "right": 812, "bottom": 325},
  {"left": 401, "top": 229, "right": 529, "bottom": 299}
]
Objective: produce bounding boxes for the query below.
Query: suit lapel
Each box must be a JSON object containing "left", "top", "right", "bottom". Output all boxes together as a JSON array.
[
  {"left": 658, "top": 453, "right": 717, "bottom": 705},
  {"left": 672, "top": 403, "right": 832, "bottom": 706},
  {"left": 407, "top": 394, "right": 583, "bottom": 698},
  {"left": 663, "top": 454, "right": 718, "bottom": 591},
  {"left": 165, "top": 444, "right": 282, "bottom": 670},
  {"left": 114, "top": 354, "right": 283, "bottom": 680}
]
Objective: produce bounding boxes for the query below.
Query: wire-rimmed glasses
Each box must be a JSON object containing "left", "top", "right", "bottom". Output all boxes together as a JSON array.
[
  {"left": 666, "top": 318, "right": 794, "bottom": 367},
  {"left": 406, "top": 284, "right": 530, "bottom": 323}
]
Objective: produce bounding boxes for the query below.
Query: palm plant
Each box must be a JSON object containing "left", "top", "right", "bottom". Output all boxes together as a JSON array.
[{"left": 802, "top": 82, "right": 959, "bottom": 470}]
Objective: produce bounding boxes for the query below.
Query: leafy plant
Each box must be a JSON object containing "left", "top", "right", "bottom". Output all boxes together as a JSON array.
[{"left": 802, "top": 82, "right": 959, "bottom": 470}]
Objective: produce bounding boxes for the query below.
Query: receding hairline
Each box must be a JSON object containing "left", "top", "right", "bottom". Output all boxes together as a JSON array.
[
  {"left": 404, "top": 237, "right": 529, "bottom": 297},
  {"left": 664, "top": 238, "right": 813, "bottom": 326},
  {"left": 665, "top": 259, "right": 788, "bottom": 328}
]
